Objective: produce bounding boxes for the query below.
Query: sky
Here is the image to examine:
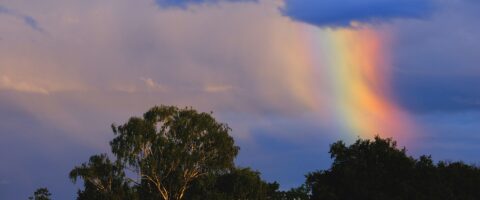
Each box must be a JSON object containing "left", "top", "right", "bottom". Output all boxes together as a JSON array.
[{"left": 1, "top": 0, "right": 480, "bottom": 199}]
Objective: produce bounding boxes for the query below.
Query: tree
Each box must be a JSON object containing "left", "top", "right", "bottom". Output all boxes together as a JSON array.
[
  {"left": 214, "top": 167, "right": 270, "bottom": 200},
  {"left": 304, "top": 136, "right": 480, "bottom": 200},
  {"left": 28, "top": 188, "right": 51, "bottom": 200},
  {"left": 69, "top": 154, "right": 135, "bottom": 200},
  {"left": 109, "top": 105, "right": 239, "bottom": 200},
  {"left": 306, "top": 136, "right": 416, "bottom": 200},
  {"left": 435, "top": 161, "right": 480, "bottom": 199},
  {"left": 278, "top": 185, "right": 310, "bottom": 200},
  {"left": 185, "top": 167, "right": 280, "bottom": 200}
]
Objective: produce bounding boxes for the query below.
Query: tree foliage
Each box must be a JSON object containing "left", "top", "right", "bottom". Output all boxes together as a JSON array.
[
  {"left": 69, "top": 105, "right": 240, "bottom": 200},
  {"left": 277, "top": 184, "right": 310, "bottom": 200},
  {"left": 69, "top": 154, "right": 135, "bottom": 200},
  {"left": 109, "top": 105, "right": 239, "bottom": 200},
  {"left": 185, "top": 167, "right": 275, "bottom": 200},
  {"left": 305, "top": 136, "right": 480, "bottom": 200},
  {"left": 28, "top": 188, "right": 51, "bottom": 200}
]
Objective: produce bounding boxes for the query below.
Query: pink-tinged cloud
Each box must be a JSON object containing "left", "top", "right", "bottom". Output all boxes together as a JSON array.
[
  {"left": 0, "top": 75, "right": 49, "bottom": 94},
  {"left": 0, "top": 0, "right": 418, "bottom": 143}
]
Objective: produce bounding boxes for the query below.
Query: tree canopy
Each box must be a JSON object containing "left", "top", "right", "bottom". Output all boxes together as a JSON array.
[
  {"left": 28, "top": 188, "right": 52, "bottom": 200},
  {"left": 305, "top": 136, "right": 480, "bottom": 200},
  {"left": 69, "top": 105, "right": 240, "bottom": 200},
  {"left": 185, "top": 167, "right": 275, "bottom": 200},
  {"left": 69, "top": 154, "right": 134, "bottom": 200}
]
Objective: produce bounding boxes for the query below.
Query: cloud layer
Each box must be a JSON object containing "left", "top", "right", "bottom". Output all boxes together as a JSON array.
[
  {"left": 390, "top": 0, "right": 480, "bottom": 114},
  {"left": 281, "top": 0, "right": 433, "bottom": 27}
]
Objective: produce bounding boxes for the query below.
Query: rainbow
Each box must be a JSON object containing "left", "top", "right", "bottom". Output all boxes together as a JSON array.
[{"left": 296, "top": 25, "right": 416, "bottom": 140}]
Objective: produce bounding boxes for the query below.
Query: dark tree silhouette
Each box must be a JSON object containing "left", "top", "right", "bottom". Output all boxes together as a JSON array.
[
  {"left": 28, "top": 188, "right": 51, "bottom": 200},
  {"left": 69, "top": 154, "right": 135, "bottom": 200},
  {"left": 278, "top": 184, "right": 310, "bottom": 200},
  {"left": 184, "top": 167, "right": 310, "bottom": 200},
  {"left": 185, "top": 167, "right": 272, "bottom": 200},
  {"left": 305, "top": 136, "right": 480, "bottom": 200}
]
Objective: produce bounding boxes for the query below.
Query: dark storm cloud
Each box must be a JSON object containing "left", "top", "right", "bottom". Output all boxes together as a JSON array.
[
  {"left": 393, "top": 74, "right": 480, "bottom": 113},
  {"left": 281, "top": 0, "right": 434, "bottom": 27},
  {"left": 391, "top": 0, "right": 480, "bottom": 114}
]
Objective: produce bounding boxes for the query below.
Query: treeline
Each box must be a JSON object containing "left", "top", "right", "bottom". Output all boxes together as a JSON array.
[{"left": 29, "top": 106, "right": 480, "bottom": 200}]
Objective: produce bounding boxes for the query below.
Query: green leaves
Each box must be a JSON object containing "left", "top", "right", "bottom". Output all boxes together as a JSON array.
[
  {"left": 107, "top": 105, "right": 239, "bottom": 200},
  {"left": 69, "top": 154, "right": 134, "bottom": 200}
]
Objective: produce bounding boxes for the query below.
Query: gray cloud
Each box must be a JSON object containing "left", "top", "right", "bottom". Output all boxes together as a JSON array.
[
  {"left": 0, "top": 5, "right": 43, "bottom": 32},
  {"left": 391, "top": 0, "right": 480, "bottom": 114},
  {"left": 411, "top": 111, "right": 480, "bottom": 163}
]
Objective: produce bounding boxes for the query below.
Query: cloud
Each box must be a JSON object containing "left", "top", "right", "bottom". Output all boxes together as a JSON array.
[
  {"left": 140, "top": 77, "right": 167, "bottom": 91},
  {"left": 204, "top": 84, "right": 233, "bottom": 93},
  {"left": 393, "top": 74, "right": 480, "bottom": 114},
  {"left": 3, "top": 0, "right": 317, "bottom": 116},
  {"left": 281, "top": 0, "right": 433, "bottom": 27},
  {"left": 390, "top": 0, "right": 480, "bottom": 114},
  {"left": 0, "top": 76, "right": 49, "bottom": 94},
  {"left": 113, "top": 85, "right": 137, "bottom": 94},
  {"left": 0, "top": 6, "right": 8, "bottom": 13},
  {"left": 154, "top": 0, "right": 257, "bottom": 8},
  {"left": 0, "top": 5, "right": 43, "bottom": 32},
  {"left": 410, "top": 111, "right": 480, "bottom": 163}
]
